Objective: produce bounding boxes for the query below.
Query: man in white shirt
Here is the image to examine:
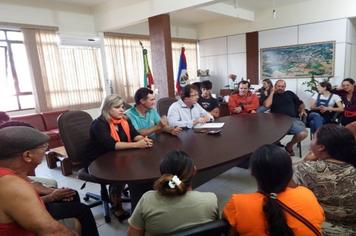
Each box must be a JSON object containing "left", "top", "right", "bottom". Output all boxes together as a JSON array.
[{"left": 168, "top": 84, "right": 212, "bottom": 128}]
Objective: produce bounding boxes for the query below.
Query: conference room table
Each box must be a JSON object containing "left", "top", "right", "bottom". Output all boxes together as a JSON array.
[{"left": 88, "top": 113, "right": 292, "bottom": 209}]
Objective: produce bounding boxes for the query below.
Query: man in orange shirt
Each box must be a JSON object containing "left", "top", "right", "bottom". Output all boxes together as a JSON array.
[{"left": 228, "top": 81, "right": 259, "bottom": 114}]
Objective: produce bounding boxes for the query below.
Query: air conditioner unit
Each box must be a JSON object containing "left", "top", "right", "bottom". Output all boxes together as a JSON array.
[{"left": 59, "top": 34, "right": 101, "bottom": 47}]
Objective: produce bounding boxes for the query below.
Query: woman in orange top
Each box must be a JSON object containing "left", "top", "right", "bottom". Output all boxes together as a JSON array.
[
  {"left": 223, "top": 144, "right": 324, "bottom": 236},
  {"left": 228, "top": 81, "right": 259, "bottom": 114}
]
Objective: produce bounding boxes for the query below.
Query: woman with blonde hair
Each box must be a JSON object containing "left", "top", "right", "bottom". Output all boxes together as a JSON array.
[
  {"left": 88, "top": 94, "right": 153, "bottom": 222},
  {"left": 127, "top": 150, "right": 218, "bottom": 236}
]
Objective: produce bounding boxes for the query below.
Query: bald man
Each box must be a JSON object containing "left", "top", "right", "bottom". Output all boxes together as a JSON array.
[{"left": 265, "top": 80, "right": 308, "bottom": 156}]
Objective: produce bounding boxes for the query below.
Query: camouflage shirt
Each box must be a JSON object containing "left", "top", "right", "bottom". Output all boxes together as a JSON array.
[{"left": 294, "top": 160, "right": 356, "bottom": 235}]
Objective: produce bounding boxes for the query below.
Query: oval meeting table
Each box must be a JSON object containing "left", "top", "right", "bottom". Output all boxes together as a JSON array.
[{"left": 88, "top": 113, "right": 292, "bottom": 210}]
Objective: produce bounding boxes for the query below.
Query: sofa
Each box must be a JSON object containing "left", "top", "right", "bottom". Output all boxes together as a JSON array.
[{"left": 11, "top": 110, "right": 68, "bottom": 149}]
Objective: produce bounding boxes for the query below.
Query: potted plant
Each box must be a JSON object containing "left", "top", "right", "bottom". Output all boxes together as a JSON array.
[{"left": 302, "top": 74, "right": 332, "bottom": 95}]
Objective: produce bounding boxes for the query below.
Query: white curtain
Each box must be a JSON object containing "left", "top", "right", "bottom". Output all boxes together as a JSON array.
[
  {"left": 104, "top": 34, "right": 198, "bottom": 101},
  {"left": 23, "top": 28, "right": 103, "bottom": 111},
  {"left": 104, "top": 35, "right": 151, "bottom": 103}
]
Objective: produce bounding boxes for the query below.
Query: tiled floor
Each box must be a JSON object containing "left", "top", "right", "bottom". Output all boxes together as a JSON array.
[{"left": 35, "top": 133, "right": 311, "bottom": 236}]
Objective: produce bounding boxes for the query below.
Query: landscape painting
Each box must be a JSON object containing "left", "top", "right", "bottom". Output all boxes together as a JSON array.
[{"left": 261, "top": 41, "right": 335, "bottom": 79}]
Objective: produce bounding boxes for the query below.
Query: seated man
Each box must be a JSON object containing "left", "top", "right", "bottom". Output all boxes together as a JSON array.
[
  {"left": 228, "top": 81, "right": 259, "bottom": 114},
  {"left": 0, "top": 126, "right": 75, "bottom": 235},
  {"left": 265, "top": 79, "right": 308, "bottom": 156},
  {"left": 168, "top": 84, "right": 211, "bottom": 128},
  {"left": 125, "top": 87, "right": 181, "bottom": 138},
  {"left": 0, "top": 122, "right": 98, "bottom": 236},
  {"left": 198, "top": 80, "right": 220, "bottom": 119}
]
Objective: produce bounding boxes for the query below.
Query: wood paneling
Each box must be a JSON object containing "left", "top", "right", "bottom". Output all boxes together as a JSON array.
[
  {"left": 246, "top": 31, "right": 258, "bottom": 84},
  {"left": 148, "top": 14, "right": 175, "bottom": 98}
]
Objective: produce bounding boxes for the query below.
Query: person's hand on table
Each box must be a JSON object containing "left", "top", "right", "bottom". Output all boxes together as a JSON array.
[
  {"left": 136, "top": 136, "right": 153, "bottom": 148},
  {"left": 170, "top": 126, "right": 182, "bottom": 136},
  {"left": 233, "top": 106, "right": 242, "bottom": 114}
]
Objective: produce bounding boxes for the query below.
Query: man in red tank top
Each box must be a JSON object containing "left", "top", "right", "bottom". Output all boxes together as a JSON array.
[{"left": 0, "top": 126, "right": 75, "bottom": 236}]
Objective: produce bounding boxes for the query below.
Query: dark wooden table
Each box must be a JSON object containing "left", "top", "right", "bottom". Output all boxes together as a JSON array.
[{"left": 88, "top": 113, "right": 292, "bottom": 209}]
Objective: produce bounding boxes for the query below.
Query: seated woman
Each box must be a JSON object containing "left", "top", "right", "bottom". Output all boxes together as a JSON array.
[
  {"left": 294, "top": 124, "right": 356, "bottom": 235},
  {"left": 333, "top": 78, "right": 356, "bottom": 125},
  {"left": 224, "top": 144, "right": 324, "bottom": 236},
  {"left": 256, "top": 78, "right": 273, "bottom": 113},
  {"left": 127, "top": 150, "right": 219, "bottom": 236},
  {"left": 307, "top": 81, "right": 343, "bottom": 134},
  {"left": 89, "top": 94, "right": 153, "bottom": 222}
]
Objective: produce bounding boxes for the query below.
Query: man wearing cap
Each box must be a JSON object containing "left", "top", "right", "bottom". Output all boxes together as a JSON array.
[
  {"left": 0, "top": 126, "right": 75, "bottom": 235},
  {"left": 0, "top": 121, "right": 99, "bottom": 236}
]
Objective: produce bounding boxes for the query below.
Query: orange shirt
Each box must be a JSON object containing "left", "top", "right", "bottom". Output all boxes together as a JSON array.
[
  {"left": 228, "top": 92, "right": 259, "bottom": 114},
  {"left": 223, "top": 187, "right": 324, "bottom": 236}
]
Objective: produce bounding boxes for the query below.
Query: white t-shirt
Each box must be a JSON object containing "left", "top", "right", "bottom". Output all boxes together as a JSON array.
[{"left": 312, "top": 93, "right": 342, "bottom": 107}]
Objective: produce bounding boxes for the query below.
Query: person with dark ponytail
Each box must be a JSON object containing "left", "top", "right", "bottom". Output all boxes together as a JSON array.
[
  {"left": 224, "top": 144, "right": 324, "bottom": 236},
  {"left": 294, "top": 124, "right": 356, "bottom": 235},
  {"left": 127, "top": 150, "right": 218, "bottom": 236}
]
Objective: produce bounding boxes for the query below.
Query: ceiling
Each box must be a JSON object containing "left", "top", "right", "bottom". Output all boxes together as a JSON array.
[
  {"left": 1, "top": 0, "right": 313, "bottom": 29},
  {"left": 43, "top": 0, "right": 310, "bottom": 9}
]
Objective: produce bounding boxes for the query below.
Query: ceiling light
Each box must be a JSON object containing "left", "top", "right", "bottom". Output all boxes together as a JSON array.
[{"left": 272, "top": 0, "right": 277, "bottom": 19}]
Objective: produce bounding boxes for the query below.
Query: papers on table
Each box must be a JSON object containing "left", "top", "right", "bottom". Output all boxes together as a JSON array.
[{"left": 194, "top": 122, "right": 225, "bottom": 129}]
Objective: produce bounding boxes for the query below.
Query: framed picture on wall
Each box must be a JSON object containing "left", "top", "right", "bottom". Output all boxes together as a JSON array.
[{"left": 260, "top": 41, "right": 335, "bottom": 79}]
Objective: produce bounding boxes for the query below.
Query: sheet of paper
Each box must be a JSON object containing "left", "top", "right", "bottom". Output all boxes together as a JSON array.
[{"left": 194, "top": 122, "right": 225, "bottom": 129}]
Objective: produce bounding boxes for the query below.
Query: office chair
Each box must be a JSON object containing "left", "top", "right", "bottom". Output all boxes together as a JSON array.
[
  {"left": 161, "top": 219, "right": 229, "bottom": 236},
  {"left": 58, "top": 110, "right": 112, "bottom": 223},
  {"left": 157, "top": 97, "right": 177, "bottom": 116}
]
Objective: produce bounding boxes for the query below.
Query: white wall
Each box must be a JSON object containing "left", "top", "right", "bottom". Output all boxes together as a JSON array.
[
  {"left": 199, "top": 34, "right": 246, "bottom": 94},
  {"left": 197, "top": 0, "right": 356, "bottom": 39},
  {"left": 199, "top": 19, "right": 351, "bottom": 107},
  {"left": 0, "top": 1, "right": 96, "bottom": 36},
  {"left": 348, "top": 18, "right": 356, "bottom": 79}
]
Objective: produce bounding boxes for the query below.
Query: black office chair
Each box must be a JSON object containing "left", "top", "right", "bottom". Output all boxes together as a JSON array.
[
  {"left": 157, "top": 97, "right": 177, "bottom": 116},
  {"left": 161, "top": 219, "right": 229, "bottom": 236},
  {"left": 58, "top": 110, "right": 112, "bottom": 223}
]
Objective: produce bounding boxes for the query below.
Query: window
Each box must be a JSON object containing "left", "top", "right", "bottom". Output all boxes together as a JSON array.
[
  {"left": 104, "top": 34, "right": 198, "bottom": 101},
  {"left": 22, "top": 28, "right": 104, "bottom": 111},
  {"left": 0, "top": 29, "right": 34, "bottom": 111}
]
